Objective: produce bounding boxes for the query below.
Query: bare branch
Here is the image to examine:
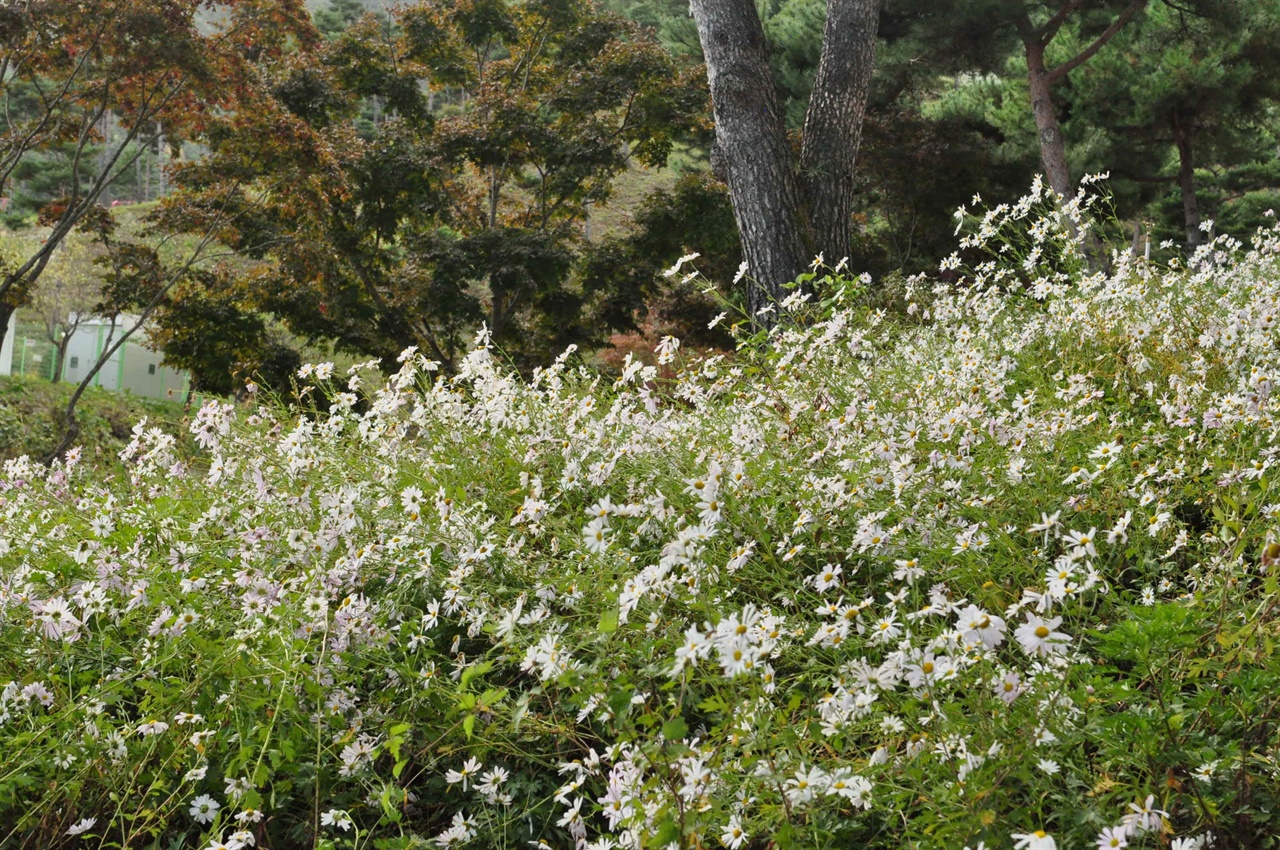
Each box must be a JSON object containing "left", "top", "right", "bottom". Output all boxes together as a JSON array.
[
  {"left": 1, "top": 71, "right": 190, "bottom": 303},
  {"left": 0, "top": 20, "right": 108, "bottom": 189},
  {"left": 47, "top": 178, "right": 270, "bottom": 461}
]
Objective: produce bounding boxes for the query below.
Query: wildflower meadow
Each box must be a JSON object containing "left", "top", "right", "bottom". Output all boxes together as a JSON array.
[{"left": 5, "top": 181, "right": 1280, "bottom": 849}]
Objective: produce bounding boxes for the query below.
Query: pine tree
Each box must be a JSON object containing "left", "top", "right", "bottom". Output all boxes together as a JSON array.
[
  {"left": 1070, "top": 0, "right": 1280, "bottom": 247},
  {"left": 890, "top": 0, "right": 1154, "bottom": 200}
]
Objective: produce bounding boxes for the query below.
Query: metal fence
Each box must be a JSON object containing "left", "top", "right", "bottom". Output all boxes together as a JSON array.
[
  {"left": 8, "top": 325, "right": 57, "bottom": 381},
  {"left": 4, "top": 320, "right": 191, "bottom": 401}
]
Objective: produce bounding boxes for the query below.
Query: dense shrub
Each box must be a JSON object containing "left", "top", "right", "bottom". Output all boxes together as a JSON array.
[{"left": 4, "top": 181, "right": 1280, "bottom": 849}]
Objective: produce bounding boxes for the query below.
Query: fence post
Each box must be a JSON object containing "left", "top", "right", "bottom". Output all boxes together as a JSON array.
[{"left": 94, "top": 324, "right": 104, "bottom": 387}]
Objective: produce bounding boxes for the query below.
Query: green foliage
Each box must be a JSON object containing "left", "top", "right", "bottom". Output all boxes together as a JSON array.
[
  {"left": 313, "top": 0, "right": 381, "bottom": 40},
  {"left": 596, "top": 0, "right": 704, "bottom": 62},
  {"left": 0, "top": 0, "right": 318, "bottom": 312},
  {"left": 1066, "top": 0, "right": 1280, "bottom": 241},
  {"left": 158, "top": 0, "right": 708, "bottom": 381},
  {"left": 0, "top": 373, "right": 188, "bottom": 461},
  {"left": 761, "top": 0, "right": 825, "bottom": 128},
  {"left": 855, "top": 101, "right": 1038, "bottom": 275},
  {"left": 145, "top": 278, "right": 302, "bottom": 397},
  {"left": 581, "top": 171, "right": 740, "bottom": 346}
]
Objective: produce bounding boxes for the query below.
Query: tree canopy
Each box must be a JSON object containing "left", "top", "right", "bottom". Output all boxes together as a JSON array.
[
  {"left": 0, "top": 0, "right": 317, "bottom": 353},
  {"left": 151, "top": 0, "right": 706, "bottom": 377},
  {"left": 8, "top": 0, "right": 1280, "bottom": 396}
]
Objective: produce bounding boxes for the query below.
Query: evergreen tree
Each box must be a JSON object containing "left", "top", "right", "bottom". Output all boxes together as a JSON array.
[
  {"left": 314, "top": 0, "right": 373, "bottom": 39},
  {"left": 1070, "top": 0, "right": 1280, "bottom": 247},
  {"left": 596, "top": 0, "right": 704, "bottom": 61},
  {"left": 889, "top": 0, "right": 1159, "bottom": 200}
]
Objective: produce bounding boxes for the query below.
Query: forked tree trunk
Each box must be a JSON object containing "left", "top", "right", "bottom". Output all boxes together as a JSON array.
[
  {"left": 690, "top": 0, "right": 881, "bottom": 323},
  {"left": 689, "top": 0, "right": 812, "bottom": 321},
  {"left": 1017, "top": 0, "right": 1147, "bottom": 202},
  {"left": 1024, "top": 37, "right": 1074, "bottom": 199}
]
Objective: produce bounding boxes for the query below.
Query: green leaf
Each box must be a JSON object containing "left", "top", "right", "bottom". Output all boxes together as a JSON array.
[
  {"left": 511, "top": 692, "right": 531, "bottom": 732},
  {"left": 607, "top": 686, "right": 635, "bottom": 718},
  {"left": 253, "top": 763, "right": 269, "bottom": 786},
  {"left": 661, "top": 717, "right": 688, "bottom": 740},
  {"left": 598, "top": 607, "right": 619, "bottom": 634},
  {"left": 463, "top": 713, "right": 476, "bottom": 740},
  {"left": 380, "top": 785, "right": 402, "bottom": 823},
  {"left": 460, "top": 660, "right": 493, "bottom": 688},
  {"left": 651, "top": 817, "right": 680, "bottom": 846},
  {"left": 478, "top": 687, "right": 507, "bottom": 708}
]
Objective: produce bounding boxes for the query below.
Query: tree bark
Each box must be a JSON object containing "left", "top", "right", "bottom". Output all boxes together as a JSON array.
[
  {"left": 1023, "top": 36, "right": 1074, "bottom": 199},
  {"left": 689, "top": 0, "right": 812, "bottom": 322},
  {"left": 0, "top": 301, "right": 15, "bottom": 356},
  {"left": 53, "top": 333, "right": 70, "bottom": 382},
  {"left": 800, "top": 0, "right": 880, "bottom": 268},
  {"left": 1172, "top": 111, "right": 1202, "bottom": 250}
]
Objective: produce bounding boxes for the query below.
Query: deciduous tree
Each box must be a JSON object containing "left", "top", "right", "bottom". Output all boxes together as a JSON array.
[
  {"left": 0, "top": 0, "right": 316, "bottom": 353},
  {"left": 161, "top": 0, "right": 705, "bottom": 375},
  {"left": 23, "top": 234, "right": 101, "bottom": 382}
]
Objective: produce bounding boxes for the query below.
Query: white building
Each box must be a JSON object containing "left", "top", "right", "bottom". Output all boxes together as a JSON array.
[{"left": 57, "top": 315, "right": 189, "bottom": 400}]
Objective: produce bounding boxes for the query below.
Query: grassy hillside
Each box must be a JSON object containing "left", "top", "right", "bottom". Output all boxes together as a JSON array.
[
  {"left": 0, "top": 375, "right": 191, "bottom": 464},
  {"left": 2, "top": 186, "right": 1277, "bottom": 849}
]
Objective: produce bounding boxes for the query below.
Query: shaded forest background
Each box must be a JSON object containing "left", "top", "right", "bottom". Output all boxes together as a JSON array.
[{"left": 3, "top": 0, "right": 1279, "bottom": 400}]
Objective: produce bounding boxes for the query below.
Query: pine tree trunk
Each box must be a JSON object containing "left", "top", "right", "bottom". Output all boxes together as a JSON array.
[
  {"left": 1024, "top": 38, "right": 1074, "bottom": 199},
  {"left": 689, "top": 0, "right": 811, "bottom": 322},
  {"left": 1172, "top": 113, "right": 1202, "bottom": 250},
  {"left": 799, "top": 0, "right": 880, "bottom": 267}
]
